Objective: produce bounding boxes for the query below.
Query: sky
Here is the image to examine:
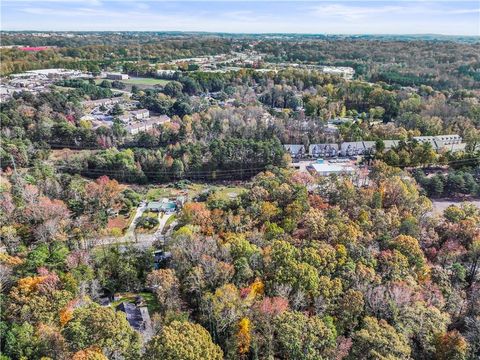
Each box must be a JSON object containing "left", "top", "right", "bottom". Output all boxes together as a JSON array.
[{"left": 1, "top": 1, "right": 479, "bottom": 35}]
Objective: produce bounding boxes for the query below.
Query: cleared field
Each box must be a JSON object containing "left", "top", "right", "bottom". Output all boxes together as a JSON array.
[
  {"left": 143, "top": 183, "right": 247, "bottom": 202},
  {"left": 187, "top": 184, "right": 247, "bottom": 201},
  {"left": 212, "top": 186, "right": 247, "bottom": 200}
]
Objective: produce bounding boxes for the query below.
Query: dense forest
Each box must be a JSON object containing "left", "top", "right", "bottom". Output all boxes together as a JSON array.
[
  {"left": 1, "top": 32, "right": 480, "bottom": 360},
  {"left": 1, "top": 163, "right": 480, "bottom": 359}
]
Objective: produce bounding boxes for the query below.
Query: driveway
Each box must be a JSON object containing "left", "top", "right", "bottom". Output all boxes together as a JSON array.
[
  {"left": 125, "top": 202, "right": 147, "bottom": 238},
  {"left": 155, "top": 213, "right": 173, "bottom": 235},
  {"left": 87, "top": 206, "right": 176, "bottom": 249}
]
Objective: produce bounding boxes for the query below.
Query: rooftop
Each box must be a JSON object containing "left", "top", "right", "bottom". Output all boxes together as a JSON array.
[{"left": 309, "top": 162, "right": 355, "bottom": 175}]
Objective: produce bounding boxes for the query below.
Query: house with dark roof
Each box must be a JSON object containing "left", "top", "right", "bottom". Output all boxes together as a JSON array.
[
  {"left": 413, "top": 135, "right": 466, "bottom": 153},
  {"left": 383, "top": 140, "right": 400, "bottom": 151},
  {"left": 116, "top": 302, "right": 153, "bottom": 340},
  {"left": 362, "top": 141, "right": 376, "bottom": 155},
  {"left": 309, "top": 143, "right": 339, "bottom": 158},
  {"left": 340, "top": 141, "right": 365, "bottom": 156},
  {"left": 154, "top": 250, "right": 172, "bottom": 269},
  {"left": 283, "top": 144, "right": 306, "bottom": 159}
]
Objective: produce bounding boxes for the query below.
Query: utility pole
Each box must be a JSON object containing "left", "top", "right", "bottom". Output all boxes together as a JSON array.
[{"left": 10, "top": 155, "right": 17, "bottom": 174}]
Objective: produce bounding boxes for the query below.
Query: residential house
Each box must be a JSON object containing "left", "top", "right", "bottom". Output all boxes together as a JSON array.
[
  {"left": 82, "top": 97, "right": 123, "bottom": 108},
  {"left": 309, "top": 143, "right": 339, "bottom": 158},
  {"left": 147, "top": 198, "right": 177, "bottom": 213},
  {"left": 362, "top": 141, "right": 377, "bottom": 155},
  {"left": 284, "top": 144, "right": 306, "bottom": 159},
  {"left": 146, "top": 201, "right": 162, "bottom": 212},
  {"left": 116, "top": 301, "right": 153, "bottom": 340},
  {"left": 383, "top": 140, "right": 400, "bottom": 151},
  {"left": 413, "top": 135, "right": 466, "bottom": 153},
  {"left": 340, "top": 142, "right": 365, "bottom": 156}
]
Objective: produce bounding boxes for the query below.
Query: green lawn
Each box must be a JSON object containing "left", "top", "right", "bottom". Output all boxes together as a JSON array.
[
  {"left": 146, "top": 187, "right": 173, "bottom": 201},
  {"left": 121, "top": 77, "right": 170, "bottom": 86},
  {"left": 95, "top": 77, "right": 169, "bottom": 87}
]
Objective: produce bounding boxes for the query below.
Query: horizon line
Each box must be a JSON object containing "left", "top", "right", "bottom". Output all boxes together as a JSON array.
[{"left": 1, "top": 30, "right": 479, "bottom": 37}]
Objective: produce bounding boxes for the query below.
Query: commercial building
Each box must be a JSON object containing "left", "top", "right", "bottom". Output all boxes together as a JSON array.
[
  {"left": 308, "top": 159, "right": 356, "bottom": 176},
  {"left": 106, "top": 72, "right": 129, "bottom": 80}
]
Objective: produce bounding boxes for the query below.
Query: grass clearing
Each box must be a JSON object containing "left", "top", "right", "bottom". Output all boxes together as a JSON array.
[
  {"left": 142, "top": 210, "right": 159, "bottom": 218},
  {"left": 213, "top": 186, "right": 247, "bottom": 200}
]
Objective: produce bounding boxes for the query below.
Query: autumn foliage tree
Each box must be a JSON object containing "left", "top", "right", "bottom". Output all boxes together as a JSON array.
[{"left": 144, "top": 321, "right": 223, "bottom": 360}]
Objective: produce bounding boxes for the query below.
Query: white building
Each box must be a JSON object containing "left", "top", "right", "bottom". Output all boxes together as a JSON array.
[
  {"left": 130, "top": 109, "right": 150, "bottom": 120},
  {"left": 309, "top": 161, "right": 356, "bottom": 176}
]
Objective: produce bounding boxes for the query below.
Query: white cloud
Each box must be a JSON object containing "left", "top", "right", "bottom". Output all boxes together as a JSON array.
[{"left": 311, "top": 4, "right": 405, "bottom": 19}]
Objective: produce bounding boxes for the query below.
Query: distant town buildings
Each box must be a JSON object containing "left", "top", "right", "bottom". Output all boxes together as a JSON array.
[
  {"left": 129, "top": 109, "right": 150, "bottom": 120},
  {"left": 1, "top": 68, "right": 92, "bottom": 101},
  {"left": 320, "top": 66, "right": 355, "bottom": 79},
  {"left": 82, "top": 97, "right": 124, "bottom": 108},
  {"left": 267, "top": 63, "right": 355, "bottom": 79}
]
